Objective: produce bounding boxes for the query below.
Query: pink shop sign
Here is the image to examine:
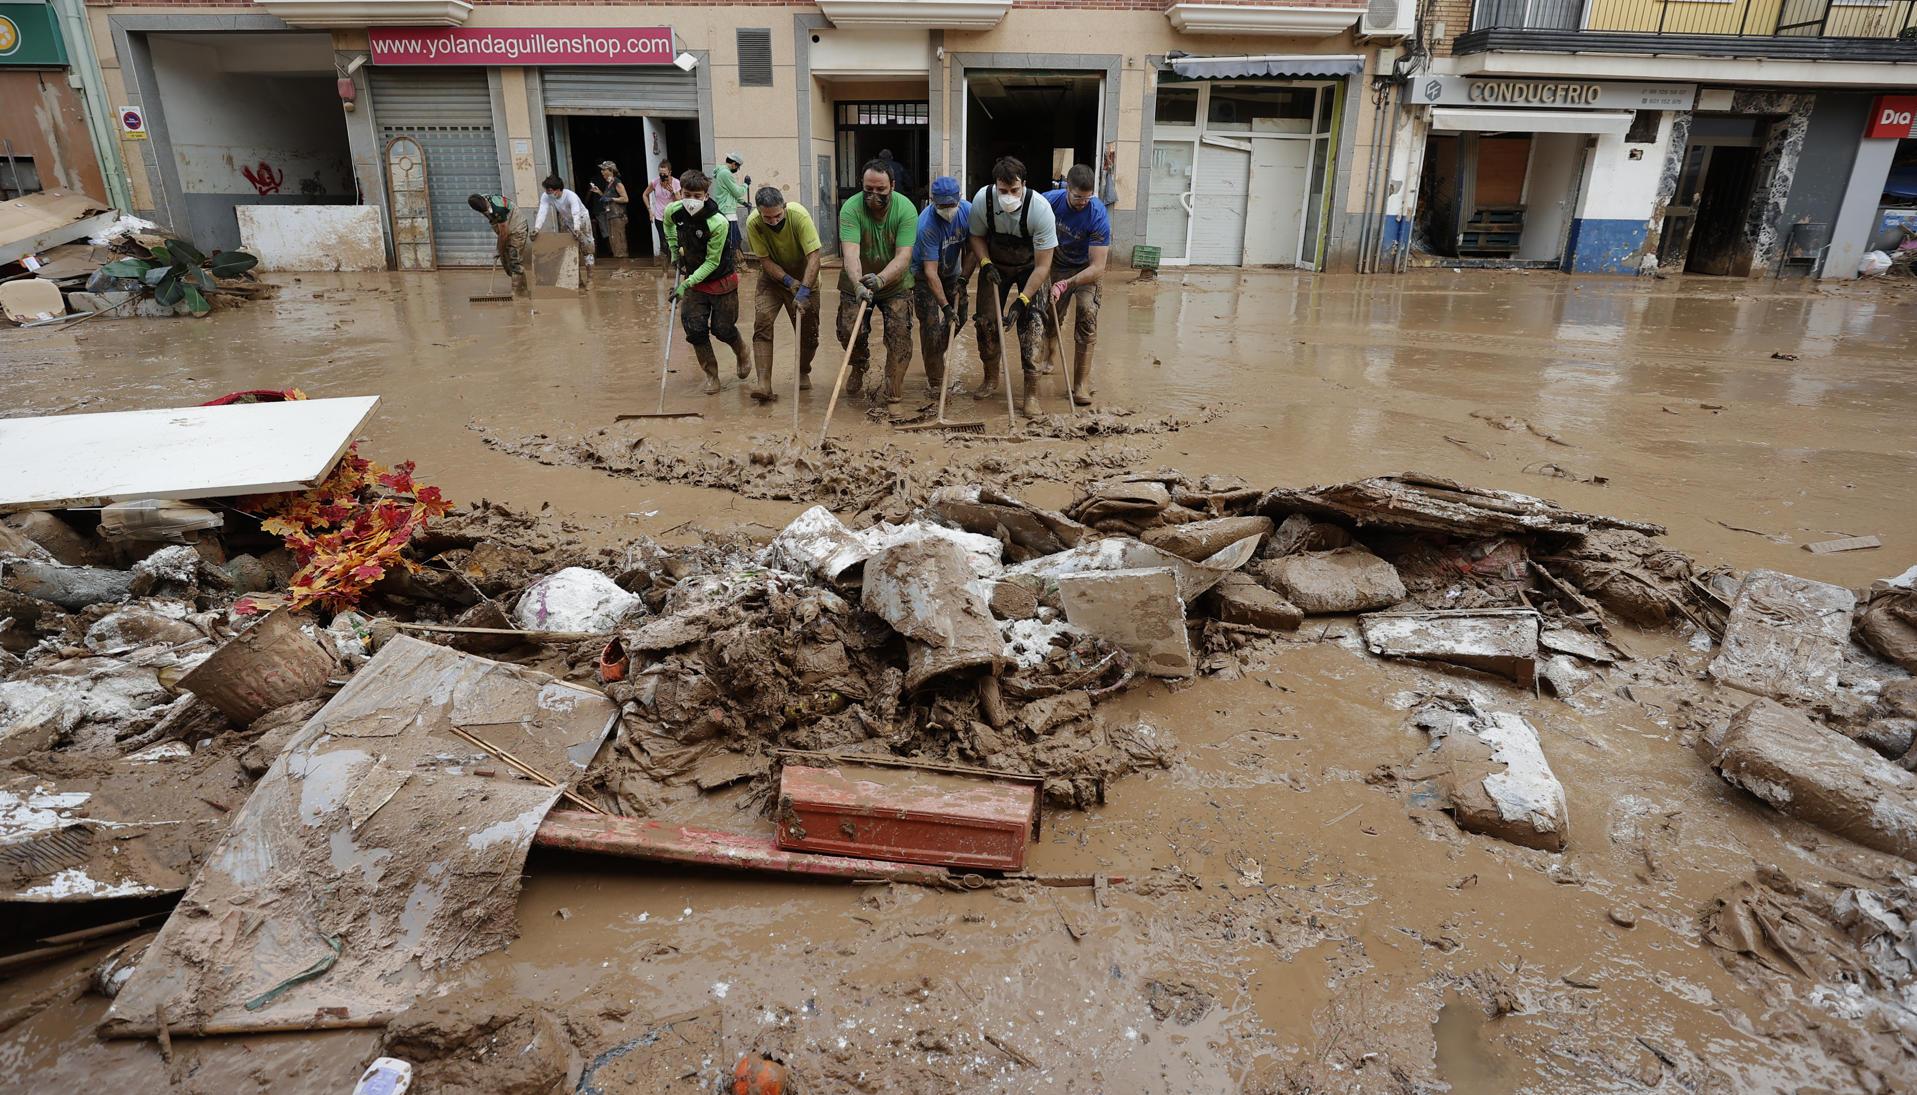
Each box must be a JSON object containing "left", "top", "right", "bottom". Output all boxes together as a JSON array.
[{"left": 368, "top": 27, "right": 676, "bottom": 66}]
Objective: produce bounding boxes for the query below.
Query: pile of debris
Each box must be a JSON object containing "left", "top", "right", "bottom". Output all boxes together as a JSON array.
[
  {"left": 0, "top": 191, "right": 268, "bottom": 326},
  {"left": 5, "top": 394, "right": 1916, "bottom": 1077}
]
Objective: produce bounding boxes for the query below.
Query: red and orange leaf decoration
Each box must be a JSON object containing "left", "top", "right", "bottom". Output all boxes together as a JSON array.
[{"left": 234, "top": 441, "right": 452, "bottom": 615}]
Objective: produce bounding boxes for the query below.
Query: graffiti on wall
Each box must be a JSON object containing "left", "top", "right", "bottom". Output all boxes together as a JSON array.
[{"left": 241, "top": 161, "right": 285, "bottom": 196}]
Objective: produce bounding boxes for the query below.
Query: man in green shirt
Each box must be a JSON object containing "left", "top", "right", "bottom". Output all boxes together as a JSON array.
[
  {"left": 744, "top": 187, "right": 822, "bottom": 401},
  {"left": 467, "top": 192, "right": 530, "bottom": 297},
  {"left": 837, "top": 159, "right": 917, "bottom": 404},
  {"left": 662, "top": 169, "right": 750, "bottom": 394},
  {"left": 713, "top": 152, "right": 749, "bottom": 256}
]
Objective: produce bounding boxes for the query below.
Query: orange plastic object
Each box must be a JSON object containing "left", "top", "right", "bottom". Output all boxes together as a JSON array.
[
  {"left": 775, "top": 764, "right": 1037, "bottom": 871},
  {"left": 597, "top": 637, "right": 627, "bottom": 683},
  {"left": 733, "top": 1054, "right": 787, "bottom": 1095}
]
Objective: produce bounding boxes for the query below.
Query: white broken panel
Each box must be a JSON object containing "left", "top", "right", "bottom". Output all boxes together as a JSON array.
[
  {"left": 767, "top": 505, "right": 1004, "bottom": 589},
  {"left": 1413, "top": 700, "right": 1568, "bottom": 852},
  {"left": 1010, "top": 534, "right": 1257, "bottom": 604},
  {"left": 1708, "top": 569, "right": 1856, "bottom": 705},
  {"left": 1360, "top": 609, "right": 1538, "bottom": 685},
  {"left": 1057, "top": 566, "right": 1194, "bottom": 679}
]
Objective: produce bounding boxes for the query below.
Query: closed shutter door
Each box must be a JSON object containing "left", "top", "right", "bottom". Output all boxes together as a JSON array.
[
  {"left": 542, "top": 68, "right": 699, "bottom": 118},
  {"left": 371, "top": 69, "right": 500, "bottom": 267},
  {"left": 1190, "top": 140, "right": 1251, "bottom": 265}
]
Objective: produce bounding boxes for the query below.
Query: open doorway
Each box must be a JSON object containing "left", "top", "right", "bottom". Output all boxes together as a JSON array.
[
  {"left": 965, "top": 71, "right": 1101, "bottom": 195},
  {"left": 1657, "top": 115, "right": 1765, "bottom": 275},
  {"left": 833, "top": 99, "right": 928, "bottom": 208},
  {"left": 549, "top": 114, "right": 700, "bottom": 259}
]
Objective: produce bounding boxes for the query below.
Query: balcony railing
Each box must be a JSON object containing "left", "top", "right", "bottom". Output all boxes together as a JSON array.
[{"left": 1461, "top": 0, "right": 1917, "bottom": 57}]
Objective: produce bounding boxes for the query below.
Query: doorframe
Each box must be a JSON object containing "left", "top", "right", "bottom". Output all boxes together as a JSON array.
[
  {"left": 945, "top": 51, "right": 1121, "bottom": 214},
  {"left": 1151, "top": 80, "right": 1340, "bottom": 268},
  {"left": 1660, "top": 129, "right": 1765, "bottom": 272}
]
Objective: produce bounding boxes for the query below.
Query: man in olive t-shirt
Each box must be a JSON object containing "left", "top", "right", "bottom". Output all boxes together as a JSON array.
[
  {"left": 837, "top": 160, "right": 918, "bottom": 404},
  {"left": 744, "top": 187, "right": 822, "bottom": 400}
]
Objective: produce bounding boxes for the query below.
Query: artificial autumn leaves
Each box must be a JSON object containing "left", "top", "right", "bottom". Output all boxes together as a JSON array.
[{"left": 234, "top": 445, "right": 451, "bottom": 615}]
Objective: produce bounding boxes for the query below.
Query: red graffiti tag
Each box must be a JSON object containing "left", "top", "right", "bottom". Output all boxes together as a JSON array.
[{"left": 242, "top": 162, "right": 285, "bottom": 196}]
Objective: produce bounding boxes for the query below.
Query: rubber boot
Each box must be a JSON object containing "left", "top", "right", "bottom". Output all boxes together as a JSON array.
[
  {"left": 1071, "top": 351, "right": 1094, "bottom": 406},
  {"left": 750, "top": 357, "right": 778, "bottom": 403},
  {"left": 695, "top": 345, "right": 722, "bottom": 394},
  {"left": 1020, "top": 371, "right": 1042, "bottom": 418},
  {"left": 969, "top": 365, "right": 1001, "bottom": 401},
  {"left": 799, "top": 369, "right": 812, "bottom": 391}
]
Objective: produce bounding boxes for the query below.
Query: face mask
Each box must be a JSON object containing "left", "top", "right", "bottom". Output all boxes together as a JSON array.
[
  {"left": 658, "top": 174, "right": 669, "bottom": 181},
  {"left": 765, "top": 217, "right": 786, "bottom": 232},
  {"left": 865, "top": 192, "right": 887, "bottom": 211},
  {"left": 681, "top": 198, "right": 704, "bottom": 215},
  {"left": 997, "top": 189, "right": 1022, "bottom": 212},
  {"left": 936, "top": 205, "right": 958, "bottom": 222}
]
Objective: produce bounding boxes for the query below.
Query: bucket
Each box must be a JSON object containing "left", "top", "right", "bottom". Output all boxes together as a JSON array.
[{"left": 179, "top": 608, "right": 336, "bottom": 724}]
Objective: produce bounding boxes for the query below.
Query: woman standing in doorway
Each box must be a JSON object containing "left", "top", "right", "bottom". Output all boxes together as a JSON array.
[
  {"left": 643, "top": 160, "right": 681, "bottom": 261},
  {"left": 589, "top": 161, "right": 631, "bottom": 258}
]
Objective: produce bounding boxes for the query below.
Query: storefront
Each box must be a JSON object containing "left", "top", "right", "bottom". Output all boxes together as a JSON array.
[
  {"left": 0, "top": 1, "right": 107, "bottom": 199},
  {"left": 1144, "top": 56, "right": 1354, "bottom": 270},
  {"left": 1403, "top": 76, "right": 1689, "bottom": 273},
  {"left": 1825, "top": 94, "right": 1917, "bottom": 278}
]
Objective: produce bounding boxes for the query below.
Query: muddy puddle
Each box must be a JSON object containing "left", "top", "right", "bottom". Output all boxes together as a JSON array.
[{"left": 3, "top": 264, "right": 1915, "bottom": 1092}]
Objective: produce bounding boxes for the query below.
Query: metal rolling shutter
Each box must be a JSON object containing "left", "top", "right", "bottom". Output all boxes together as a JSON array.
[
  {"left": 541, "top": 68, "right": 699, "bottom": 118},
  {"left": 370, "top": 69, "right": 500, "bottom": 267}
]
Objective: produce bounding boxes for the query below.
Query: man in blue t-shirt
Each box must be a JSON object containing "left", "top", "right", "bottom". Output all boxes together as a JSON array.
[
  {"left": 1042, "top": 164, "right": 1111, "bottom": 406},
  {"left": 911, "top": 176, "right": 974, "bottom": 393}
]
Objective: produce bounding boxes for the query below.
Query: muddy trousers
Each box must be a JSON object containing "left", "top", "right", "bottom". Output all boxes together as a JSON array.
[
  {"left": 602, "top": 209, "right": 630, "bottom": 258},
  {"left": 681, "top": 288, "right": 748, "bottom": 383},
  {"left": 1041, "top": 266, "right": 1100, "bottom": 402},
  {"left": 752, "top": 277, "right": 820, "bottom": 394},
  {"left": 497, "top": 219, "right": 531, "bottom": 295},
  {"left": 911, "top": 281, "right": 968, "bottom": 390},
  {"left": 837, "top": 293, "right": 914, "bottom": 400},
  {"left": 972, "top": 277, "right": 1042, "bottom": 399}
]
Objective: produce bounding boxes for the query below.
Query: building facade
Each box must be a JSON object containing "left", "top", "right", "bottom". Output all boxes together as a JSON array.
[
  {"left": 60, "top": 0, "right": 1426, "bottom": 270},
  {"left": 0, "top": 0, "right": 111, "bottom": 202},
  {"left": 1378, "top": 0, "right": 1917, "bottom": 278}
]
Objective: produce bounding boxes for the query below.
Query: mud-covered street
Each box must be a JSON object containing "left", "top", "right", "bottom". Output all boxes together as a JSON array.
[{"left": 3, "top": 267, "right": 1915, "bottom": 1094}]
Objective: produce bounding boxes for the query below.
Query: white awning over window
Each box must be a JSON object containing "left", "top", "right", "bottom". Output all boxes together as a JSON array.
[{"left": 1430, "top": 108, "right": 1635, "bottom": 135}]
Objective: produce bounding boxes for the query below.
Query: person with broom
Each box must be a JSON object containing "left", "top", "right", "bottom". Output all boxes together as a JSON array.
[
  {"left": 467, "top": 191, "right": 530, "bottom": 298},
  {"left": 662, "top": 170, "right": 751, "bottom": 395}
]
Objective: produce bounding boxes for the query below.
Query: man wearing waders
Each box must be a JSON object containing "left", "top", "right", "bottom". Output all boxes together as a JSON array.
[
  {"left": 663, "top": 169, "right": 751, "bottom": 393},
  {"left": 966, "top": 156, "right": 1056, "bottom": 417}
]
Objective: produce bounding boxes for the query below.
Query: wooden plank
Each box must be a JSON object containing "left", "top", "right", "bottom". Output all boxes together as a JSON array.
[
  {"left": 1804, "top": 534, "right": 1881, "bottom": 555},
  {"left": 534, "top": 810, "right": 953, "bottom": 886},
  {"left": 0, "top": 396, "right": 379, "bottom": 509}
]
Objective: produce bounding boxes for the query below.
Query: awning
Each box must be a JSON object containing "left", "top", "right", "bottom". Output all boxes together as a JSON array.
[
  {"left": 1431, "top": 108, "right": 1635, "bottom": 135},
  {"left": 1164, "top": 53, "right": 1364, "bottom": 80}
]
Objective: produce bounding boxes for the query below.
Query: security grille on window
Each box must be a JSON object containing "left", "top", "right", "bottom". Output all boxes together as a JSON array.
[{"left": 737, "top": 29, "right": 773, "bottom": 87}]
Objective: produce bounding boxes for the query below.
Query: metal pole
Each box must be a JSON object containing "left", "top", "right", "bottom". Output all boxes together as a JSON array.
[{"left": 50, "top": 0, "right": 133, "bottom": 210}]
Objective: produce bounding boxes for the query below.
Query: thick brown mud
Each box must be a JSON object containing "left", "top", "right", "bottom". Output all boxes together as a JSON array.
[{"left": 3, "top": 264, "right": 1915, "bottom": 1092}]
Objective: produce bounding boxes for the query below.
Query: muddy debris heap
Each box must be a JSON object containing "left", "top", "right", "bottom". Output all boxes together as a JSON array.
[{"left": 4, "top": 462, "right": 1916, "bottom": 1066}]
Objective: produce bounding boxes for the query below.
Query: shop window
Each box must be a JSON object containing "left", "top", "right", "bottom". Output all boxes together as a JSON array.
[
  {"left": 737, "top": 29, "right": 773, "bottom": 87},
  {"left": 1207, "top": 86, "right": 1314, "bottom": 134},
  {"left": 1884, "top": 137, "right": 1917, "bottom": 208},
  {"left": 1155, "top": 85, "right": 1198, "bottom": 126},
  {"left": 1624, "top": 110, "right": 1661, "bottom": 145}
]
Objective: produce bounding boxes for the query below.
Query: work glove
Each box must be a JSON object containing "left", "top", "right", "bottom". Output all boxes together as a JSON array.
[
  {"left": 941, "top": 303, "right": 955, "bottom": 328},
  {"left": 671, "top": 280, "right": 689, "bottom": 300},
  {"left": 794, "top": 284, "right": 813, "bottom": 304},
  {"left": 860, "top": 273, "right": 883, "bottom": 294},
  {"left": 855, "top": 282, "right": 875, "bottom": 303},
  {"left": 980, "top": 259, "right": 1001, "bottom": 287},
  {"left": 1003, "top": 292, "right": 1030, "bottom": 328},
  {"left": 1051, "top": 279, "right": 1071, "bottom": 303},
  {"left": 781, "top": 274, "right": 797, "bottom": 290}
]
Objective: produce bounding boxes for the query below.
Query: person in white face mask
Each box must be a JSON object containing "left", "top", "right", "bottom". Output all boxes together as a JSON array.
[
  {"left": 910, "top": 176, "right": 975, "bottom": 395},
  {"left": 663, "top": 170, "right": 750, "bottom": 394},
  {"left": 966, "top": 156, "right": 1057, "bottom": 416}
]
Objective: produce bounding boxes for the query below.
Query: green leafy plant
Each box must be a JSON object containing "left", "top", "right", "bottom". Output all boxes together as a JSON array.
[{"left": 101, "top": 238, "right": 258, "bottom": 316}]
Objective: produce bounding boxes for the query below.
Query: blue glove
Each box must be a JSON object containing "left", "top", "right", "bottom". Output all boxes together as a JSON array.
[
  {"left": 781, "top": 274, "right": 797, "bottom": 290},
  {"left": 794, "top": 285, "right": 813, "bottom": 304}
]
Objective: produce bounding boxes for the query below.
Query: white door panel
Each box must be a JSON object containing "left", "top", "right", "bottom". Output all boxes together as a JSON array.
[
  {"left": 1190, "top": 143, "right": 1250, "bottom": 266},
  {"left": 1245, "top": 138, "right": 1311, "bottom": 266}
]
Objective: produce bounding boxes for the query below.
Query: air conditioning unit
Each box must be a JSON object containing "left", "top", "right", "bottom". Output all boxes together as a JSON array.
[{"left": 1361, "top": 0, "right": 1416, "bottom": 39}]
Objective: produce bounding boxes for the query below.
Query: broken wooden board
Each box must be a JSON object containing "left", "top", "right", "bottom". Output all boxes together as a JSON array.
[
  {"left": 1707, "top": 569, "right": 1855, "bottom": 705},
  {"left": 1804, "top": 534, "right": 1881, "bottom": 555},
  {"left": 775, "top": 764, "right": 1036, "bottom": 871},
  {"left": 528, "top": 231, "right": 581, "bottom": 296},
  {"left": 1259, "top": 473, "right": 1665, "bottom": 538},
  {"left": 534, "top": 810, "right": 953, "bottom": 886},
  {"left": 1360, "top": 609, "right": 1538, "bottom": 685},
  {"left": 0, "top": 190, "right": 117, "bottom": 266},
  {"left": 0, "top": 395, "right": 379, "bottom": 509},
  {"left": 101, "top": 638, "right": 618, "bottom": 1037}
]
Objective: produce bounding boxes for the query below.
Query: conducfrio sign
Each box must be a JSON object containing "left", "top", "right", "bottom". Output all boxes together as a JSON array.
[
  {"left": 1409, "top": 76, "right": 1696, "bottom": 112},
  {"left": 367, "top": 27, "right": 675, "bottom": 66}
]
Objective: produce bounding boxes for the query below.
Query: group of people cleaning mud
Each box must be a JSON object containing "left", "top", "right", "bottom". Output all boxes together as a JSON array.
[{"left": 464, "top": 153, "right": 1111, "bottom": 413}]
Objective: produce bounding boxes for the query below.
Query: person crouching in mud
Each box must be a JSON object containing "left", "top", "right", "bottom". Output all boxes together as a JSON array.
[
  {"left": 468, "top": 192, "right": 530, "bottom": 297},
  {"left": 662, "top": 170, "right": 751, "bottom": 394}
]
